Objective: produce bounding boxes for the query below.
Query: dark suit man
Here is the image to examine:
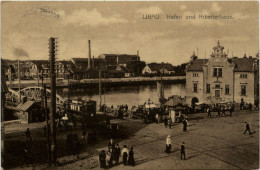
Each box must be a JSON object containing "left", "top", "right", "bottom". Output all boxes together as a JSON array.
[
  {"left": 244, "top": 122, "right": 252, "bottom": 135},
  {"left": 180, "top": 142, "right": 186, "bottom": 160}
]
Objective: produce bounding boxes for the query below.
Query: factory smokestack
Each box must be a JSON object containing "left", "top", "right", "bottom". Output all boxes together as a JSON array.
[{"left": 88, "top": 40, "right": 91, "bottom": 69}]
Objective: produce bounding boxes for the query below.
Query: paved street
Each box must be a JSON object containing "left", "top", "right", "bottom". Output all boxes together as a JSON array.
[
  {"left": 6, "top": 109, "right": 259, "bottom": 169},
  {"left": 108, "top": 110, "right": 259, "bottom": 169},
  {"left": 57, "top": 109, "right": 259, "bottom": 170}
]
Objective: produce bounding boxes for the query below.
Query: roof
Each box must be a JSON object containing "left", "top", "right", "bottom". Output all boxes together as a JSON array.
[
  {"left": 164, "top": 95, "right": 186, "bottom": 107},
  {"left": 15, "top": 101, "right": 35, "bottom": 111},
  {"left": 72, "top": 58, "right": 89, "bottom": 62},
  {"left": 147, "top": 63, "right": 162, "bottom": 71},
  {"left": 161, "top": 63, "right": 175, "bottom": 71},
  {"left": 231, "top": 58, "right": 257, "bottom": 72},
  {"left": 1, "top": 59, "right": 9, "bottom": 69},
  {"left": 186, "top": 59, "right": 208, "bottom": 71},
  {"left": 100, "top": 54, "right": 139, "bottom": 57},
  {"left": 72, "top": 58, "right": 104, "bottom": 63},
  {"left": 108, "top": 70, "right": 125, "bottom": 74},
  {"left": 118, "top": 65, "right": 130, "bottom": 73},
  {"left": 58, "top": 60, "right": 71, "bottom": 65},
  {"left": 106, "top": 65, "right": 118, "bottom": 71},
  {"left": 187, "top": 58, "right": 257, "bottom": 72},
  {"left": 31, "top": 60, "right": 49, "bottom": 70}
]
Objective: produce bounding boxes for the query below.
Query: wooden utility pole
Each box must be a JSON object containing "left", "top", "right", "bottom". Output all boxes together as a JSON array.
[
  {"left": 44, "top": 84, "right": 51, "bottom": 166},
  {"left": 99, "top": 70, "right": 102, "bottom": 111},
  {"left": 37, "top": 70, "right": 40, "bottom": 87},
  {"left": 18, "top": 60, "right": 21, "bottom": 103},
  {"left": 67, "top": 74, "right": 70, "bottom": 100},
  {"left": 49, "top": 37, "right": 57, "bottom": 166}
]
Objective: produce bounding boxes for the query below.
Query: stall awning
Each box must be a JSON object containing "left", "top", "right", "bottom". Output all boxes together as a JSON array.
[
  {"left": 15, "top": 101, "right": 35, "bottom": 111},
  {"left": 164, "top": 96, "right": 186, "bottom": 107},
  {"left": 144, "top": 104, "right": 157, "bottom": 109}
]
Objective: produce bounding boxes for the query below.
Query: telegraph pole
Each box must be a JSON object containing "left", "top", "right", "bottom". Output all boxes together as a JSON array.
[
  {"left": 99, "top": 70, "right": 102, "bottom": 111},
  {"left": 41, "top": 71, "right": 44, "bottom": 87},
  {"left": 37, "top": 70, "right": 40, "bottom": 87},
  {"left": 18, "top": 60, "right": 21, "bottom": 103},
  {"left": 49, "top": 37, "right": 57, "bottom": 166}
]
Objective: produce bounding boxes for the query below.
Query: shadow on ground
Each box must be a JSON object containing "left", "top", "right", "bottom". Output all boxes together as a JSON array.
[{"left": 3, "top": 118, "right": 149, "bottom": 169}]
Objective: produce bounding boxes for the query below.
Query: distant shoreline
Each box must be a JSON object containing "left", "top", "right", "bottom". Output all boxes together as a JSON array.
[{"left": 7, "top": 76, "right": 186, "bottom": 89}]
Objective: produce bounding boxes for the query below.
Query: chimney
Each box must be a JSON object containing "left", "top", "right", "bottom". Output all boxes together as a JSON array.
[
  {"left": 88, "top": 40, "right": 91, "bottom": 69},
  {"left": 243, "top": 54, "right": 247, "bottom": 58},
  {"left": 137, "top": 50, "right": 139, "bottom": 56},
  {"left": 92, "top": 56, "right": 95, "bottom": 67},
  {"left": 249, "top": 56, "right": 252, "bottom": 58}
]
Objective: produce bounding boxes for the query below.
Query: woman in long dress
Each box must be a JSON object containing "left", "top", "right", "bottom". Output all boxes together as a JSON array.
[
  {"left": 128, "top": 146, "right": 135, "bottom": 166},
  {"left": 165, "top": 135, "right": 171, "bottom": 153},
  {"left": 121, "top": 145, "right": 129, "bottom": 165}
]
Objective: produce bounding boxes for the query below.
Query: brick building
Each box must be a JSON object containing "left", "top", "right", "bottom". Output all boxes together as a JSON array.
[{"left": 98, "top": 54, "right": 140, "bottom": 66}]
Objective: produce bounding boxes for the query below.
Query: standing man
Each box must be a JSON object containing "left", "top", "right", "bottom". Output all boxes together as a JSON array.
[
  {"left": 207, "top": 107, "right": 211, "bottom": 118},
  {"left": 25, "top": 128, "right": 32, "bottom": 144},
  {"left": 164, "top": 116, "right": 168, "bottom": 128},
  {"left": 155, "top": 113, "right": 159, "bottom": 124},
  {"left": 183, "top": 119, "right": 187, "bottom": 132},
  {"left": 99, "top": 150, "right": 106, "bottom": 168},
  {"left": 168, "top": 118, "right": 172, "bottom": 129},
  {"left": 221, "top": 106, "right": 226, "bottom": 117},
  {"left": 75, "top": 140, "right": 81, "bottom": 159},
  {"left": 113, "top": 144, "right": 121, "bottom": 165},
  {"left": 216, "top": 105, "right": 221, "bottom": 117},
  {"left": 240, "top": 98, "right": 244, "bottom": 110},
  {"left": 108, "top": 139, "right": 115, "bottom": 151},
  {"left": 229, "top": 103, "right": 235, "bottom": 117},
  {"left": 244, "top": 122, "right": 252, "bottom": 135},
  {"left": 180, "top": 142, "right": 186, "bottom": 160}
]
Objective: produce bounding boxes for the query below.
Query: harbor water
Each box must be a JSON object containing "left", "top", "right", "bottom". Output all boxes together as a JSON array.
[{"left": 57, "top": 83, "right": 186, "bottom": 108}]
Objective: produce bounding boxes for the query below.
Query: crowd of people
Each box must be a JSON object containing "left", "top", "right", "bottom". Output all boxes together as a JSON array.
[{"left": 99, "top": 139, "right": 135, "bottom": 168}]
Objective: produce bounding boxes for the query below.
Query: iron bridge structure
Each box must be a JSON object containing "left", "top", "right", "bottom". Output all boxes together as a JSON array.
[{"left": 7, "top": 86, "right": 65, "bottom": 106}]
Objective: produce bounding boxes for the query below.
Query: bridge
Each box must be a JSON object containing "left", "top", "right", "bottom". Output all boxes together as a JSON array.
[{"left": 7, "top": 86, "right": 65, "bottom": 106}]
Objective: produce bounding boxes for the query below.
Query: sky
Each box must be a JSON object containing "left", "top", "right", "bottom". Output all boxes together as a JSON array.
[{"left": 1, "top": 1, "right": 259, "bottom": 65}]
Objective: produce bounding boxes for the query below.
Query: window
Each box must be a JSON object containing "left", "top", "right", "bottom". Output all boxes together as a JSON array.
[
  {"left": 225, "top": 85, "right": 229, "bottom": 94},
  {"left": 218, "top": 68, "right": 222, "bottom": 77},
  {"left": 193, "top": 83, "right": 198, "bottom": 92},
  {"left": 206, "top": 84, "right": 210, "bottom": 93},
  {"left": 213, "top": 68, "right": 218, "bottom": 77},
  {"left": 241, "top": 85, "right": 246, "bottom": 96},
  {"left": 240, "top": 74, "right": 247, "bottom": 78},
  {"left": 213, "top": 68, "right": 223, "bottom": 77},
  {"left": 193, "top": 73, "right": 198, "bottom": 77}
]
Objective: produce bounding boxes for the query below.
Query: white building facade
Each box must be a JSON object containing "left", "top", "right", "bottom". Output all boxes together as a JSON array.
[{"left": 186, "top": 41, "right": 259, "bottom": 105}]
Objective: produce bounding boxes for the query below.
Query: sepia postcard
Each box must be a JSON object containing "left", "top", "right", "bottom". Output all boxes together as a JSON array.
[{"left": 1, "top": 1, "right": 259, "bottom": 169}]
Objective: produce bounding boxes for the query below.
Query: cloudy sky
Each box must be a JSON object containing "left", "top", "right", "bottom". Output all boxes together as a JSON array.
[{"left": 2, "top": 1, "right": 259, "bottom": 65}]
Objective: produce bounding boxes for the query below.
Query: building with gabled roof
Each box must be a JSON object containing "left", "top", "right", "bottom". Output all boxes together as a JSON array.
[
  {"left": 142, "top": 63, "right": 176, "bottom": 75},
  {"left": 159, "top": 63, "right": 176, "bottom": 75},
  {"left": 142, "top": 63, "right": 162, "bottom": 75},
  {"left": 29, "top": 60, "right": 49, "bottom": 78},
  {"left": 186, "top": 41, "right": 259, "bottom": 105}
]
